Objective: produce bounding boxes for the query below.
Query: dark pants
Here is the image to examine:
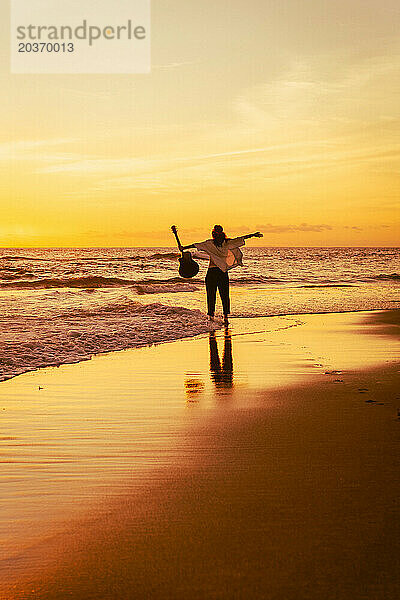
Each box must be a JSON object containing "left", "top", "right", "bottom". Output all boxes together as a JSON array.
[{"left": 205, "top": 267, "right": 230, "bottom": 316}]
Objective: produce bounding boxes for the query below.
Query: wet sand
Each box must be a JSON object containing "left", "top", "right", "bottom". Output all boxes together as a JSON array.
[{"left": 1, "top": 311, "right": 400, "bottom": 599}]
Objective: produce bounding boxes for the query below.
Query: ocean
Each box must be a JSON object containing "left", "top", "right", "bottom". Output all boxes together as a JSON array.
[{"left": 1, "top": 246, "right": 399, "bottom": 382}]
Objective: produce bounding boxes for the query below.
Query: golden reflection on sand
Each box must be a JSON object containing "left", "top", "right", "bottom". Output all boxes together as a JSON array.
[{"left": 1, "top": 311, "right": 400, "bottom": 598}]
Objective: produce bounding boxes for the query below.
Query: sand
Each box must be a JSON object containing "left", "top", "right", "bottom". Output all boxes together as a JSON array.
[{"left": 1, "top": 310, "right": 400, "bottom": 599}]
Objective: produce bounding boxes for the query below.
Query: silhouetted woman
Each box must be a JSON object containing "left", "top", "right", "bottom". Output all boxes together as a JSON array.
[{"left": 181, "top": 225, "right": 263, "bottom": 324}]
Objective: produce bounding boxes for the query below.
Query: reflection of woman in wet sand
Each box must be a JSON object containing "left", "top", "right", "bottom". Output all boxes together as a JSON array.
[
  {"left": 209, "top": 329, "right": 234, "bottom": 391},
  {"left": 181, "top": 225, "right": 263, "bottom": 324},
  {"left": 184, "top": 329, "right": 234, "bottom": 401}
]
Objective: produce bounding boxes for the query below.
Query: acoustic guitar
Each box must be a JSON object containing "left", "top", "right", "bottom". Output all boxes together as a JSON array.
[{"left": 171, "top": 225, "right": 200, "bottom": 279}]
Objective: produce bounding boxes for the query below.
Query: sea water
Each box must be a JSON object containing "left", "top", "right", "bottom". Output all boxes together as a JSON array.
[{"left": 0, "top": 246, "right": 399, "bottom": 381}]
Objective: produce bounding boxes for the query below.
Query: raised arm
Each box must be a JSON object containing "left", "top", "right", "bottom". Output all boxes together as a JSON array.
[
  {"left": 243, "top": 232, "right": 263, "bottom": 240},
  {"left": 182, "top": 232, "right": 263, "bottom": 250}
]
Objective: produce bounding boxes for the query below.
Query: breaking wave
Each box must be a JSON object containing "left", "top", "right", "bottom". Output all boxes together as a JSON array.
[
  {"left": 0, "top": 275, "right": 202, "bottom": 290},
  {"left": 0, "top": 275, "right": 139, "bottom": 289},
  {"left": 2, "top": 270, "right": 400, "bottom": 291},
  {"left": 0, "top": 273, "right": 292, "bottom": 290},
  {"left": 135, "top": 283, "right": 199, "bottom": 294},
  {"left": 369, "top": 273, "right": 400, "bottom": 281},
  {"left": 0, "top": 300, "right": 218, "bottom": 382}
]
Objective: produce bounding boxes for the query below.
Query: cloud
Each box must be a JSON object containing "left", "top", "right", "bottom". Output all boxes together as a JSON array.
[
  {"left": 255, "top": 223, "right": 333, "bottom": 234},
  {"left": 152, "top": 61, "right": 199, "bottom": 71},
  {"left": 4, "top": 56, "right": 400, "bottom": 202},
  {"left": 35, "top": 141, "right": 400, "bottom": 202},
  {"left": 0, "top": 138, "right": 79, "bottom": 164},
  {"left": 233, "top": 54, "right": 400, "bottom": 135}
]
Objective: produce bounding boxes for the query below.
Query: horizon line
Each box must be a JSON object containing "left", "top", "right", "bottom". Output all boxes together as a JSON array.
[{"left": 0, "top": 245, "right": 399, "bottom": 250}]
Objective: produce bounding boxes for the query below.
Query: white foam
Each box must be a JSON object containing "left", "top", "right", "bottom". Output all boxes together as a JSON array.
[
  {"left": 0, "top": 300, "right": 219, "bottom": 382},
  {"left": 134, "top": 283, "right": 199, "bottom": 294}
]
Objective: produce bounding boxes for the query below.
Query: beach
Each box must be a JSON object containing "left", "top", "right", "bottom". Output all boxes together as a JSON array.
[
  {"left": 1, "top": 309, "right": 399, "bottom": 599},
  {"left": 2, "top": 0, "right": 400, "bottom": 596}
]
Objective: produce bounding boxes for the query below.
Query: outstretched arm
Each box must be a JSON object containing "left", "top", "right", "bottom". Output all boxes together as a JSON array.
[
  {"left": 181, "top": 233, "right": 262, "bottom": 250},
  {"left": 243, "top": 232, "right": 263, "bottom": 240}
]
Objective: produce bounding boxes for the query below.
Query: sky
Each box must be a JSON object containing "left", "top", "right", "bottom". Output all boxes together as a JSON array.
[{"left": 0, "top": 0, "right": 399, "bottom": 247}]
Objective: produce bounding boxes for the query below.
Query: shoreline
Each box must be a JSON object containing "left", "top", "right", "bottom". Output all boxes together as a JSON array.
[
  {"left": 1, "top": 310, "right": 400, "bottom": 598},
  {"left": 1, "top": 306, "right": 399, "bottom": 385}
]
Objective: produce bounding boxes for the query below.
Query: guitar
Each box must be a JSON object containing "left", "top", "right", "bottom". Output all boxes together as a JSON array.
[{"left": 171, "top": 225, "right": 200, "bottom": 279}]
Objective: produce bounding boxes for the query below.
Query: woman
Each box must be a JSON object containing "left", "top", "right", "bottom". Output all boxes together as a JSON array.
[{"left": 181, "top": 225, "right": 263, "bottom": 324}]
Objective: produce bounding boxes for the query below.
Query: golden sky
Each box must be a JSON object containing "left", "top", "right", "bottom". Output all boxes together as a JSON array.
[{"left": 1, "top": 0, "right": 399, "bottom": 247}]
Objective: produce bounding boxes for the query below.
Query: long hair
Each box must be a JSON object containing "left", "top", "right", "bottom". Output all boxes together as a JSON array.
[{"left": 212, "top": 225, "right": 227, "bottom": 247}]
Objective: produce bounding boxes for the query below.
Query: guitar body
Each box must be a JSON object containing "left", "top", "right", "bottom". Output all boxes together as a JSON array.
[
  {"left": 179, "top": 252, "right": 200, "bottom": 278},
  {"left": 171, "top": 225, "right": 200, "bottom": 279}
]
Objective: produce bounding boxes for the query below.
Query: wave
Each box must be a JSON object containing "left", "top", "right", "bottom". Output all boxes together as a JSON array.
[
  {"left": 149, "top": 252, "right": 179, "bottom": 260},
  {"left": 369, "top": 273, "right": 400, "bottom": 281},
  {"left": 0, "top": 255, "right": 141, "bottom": 264},
  {"left": 0, "top": 275, "right": 139, "bottom": 289},
  {"left": 135, "top": 283, "right": 199, "bottom": 294},
  {"left": 0, "top": 300, "right": 219, "bottom": 382},
  {"left": 0, "top": 255, "right": 51, "bottom": 262},
  {"left": 297, "top": 284, "right": 355, "bottom": 288},
  {"left": 0, "top": 266, "right": 32, "bottom": 272},
  {"left": 0, "top": 268, "right": 35, "bottom": 280},
  {"left": 231, "top": 275, "right": 286, "bottom": 285},
  {"left": 75, "top": 256, "right": 139, "bottom": 262},
  {"left": 0, "top": 253, "right": 175, "bottom": 263},
  {"left": 0, "top": 273, "right": 290, "bottom": 290},
  {"left": 0, "top": 274, "right": 35, "bottom": 281},
  {"left": 0, "top": 274, "right": 205, "bottom": 290},
  {"left": 1, "top": 272, "right": 399, "bottom": 290}
]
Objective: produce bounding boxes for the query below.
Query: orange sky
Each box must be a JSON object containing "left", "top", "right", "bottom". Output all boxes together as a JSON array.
[{"left": 1, "top": 0, "right": 399, "bottom": 247}]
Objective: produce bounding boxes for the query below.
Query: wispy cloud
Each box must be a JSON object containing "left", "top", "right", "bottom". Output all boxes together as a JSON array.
[
  {"left": 35, "top": 141, "right": 400, "bottom": 200},
  {"left": 233, "top": 55, "right": 400, "bottom": 134},
  {"left": 152, "top": 61, "right": 199, "bottom": 71},
  {"left": 3, "top": 56, "right": 400, "bottom": 203},
  {"left": 0, "top": 138, "right": 77, "bottom": 161},
  {"left": 255, "top": 223, "right": 333, "bottom": 234}
]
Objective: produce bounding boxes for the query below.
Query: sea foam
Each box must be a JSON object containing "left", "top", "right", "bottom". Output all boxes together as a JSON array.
[{"left": 0, "top": 300, "right": 216, "bottom": 382}]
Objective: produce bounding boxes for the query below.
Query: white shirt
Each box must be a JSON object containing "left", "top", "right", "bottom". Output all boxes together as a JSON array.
[{"left": 194, "top": 237, "right": 246, "bottom": 272}]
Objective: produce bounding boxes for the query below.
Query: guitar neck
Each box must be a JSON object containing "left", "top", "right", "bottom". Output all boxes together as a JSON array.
[{"left": 171, "top": 228, "right": 183, "bottom": 251}]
